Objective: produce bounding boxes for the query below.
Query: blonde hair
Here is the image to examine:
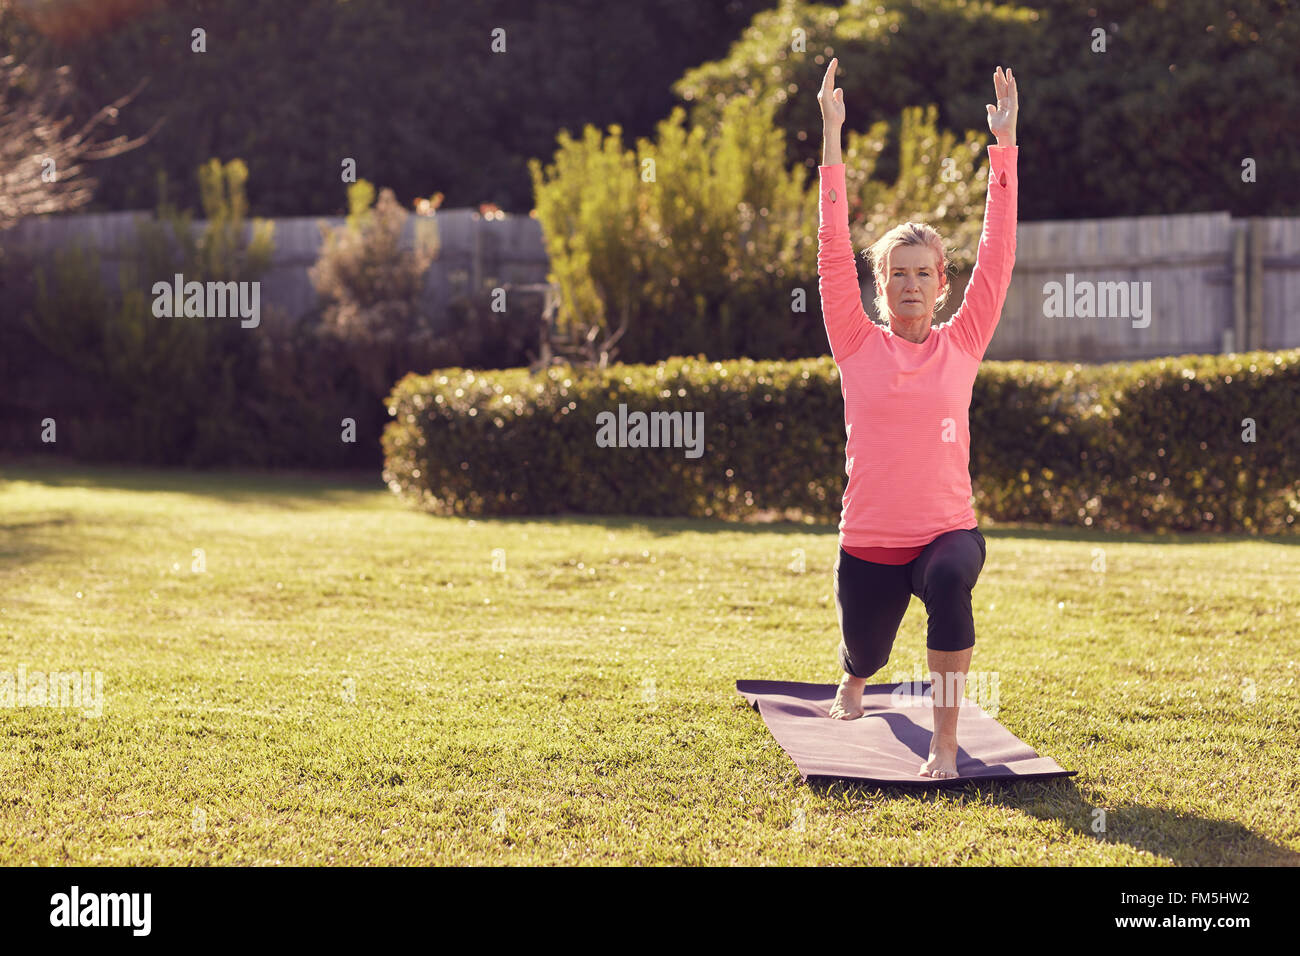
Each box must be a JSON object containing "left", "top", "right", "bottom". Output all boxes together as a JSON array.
[{"left": 865, "top": 222, "right": 951, "bottom": 322}]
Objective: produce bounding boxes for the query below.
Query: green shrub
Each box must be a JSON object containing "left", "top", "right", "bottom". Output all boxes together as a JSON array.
[
  {"left": 528, "top": 98, "right": 991, "bottom": 366},
  {"left": 309, "top": 181, "right": 444, "bottom": 400},
  {"left": 529, "top": 96, "right": 813, "bottom": 365},
  {"left": 382, "top": 350, "right": 1300, "bottom": 534},
  {"left": 842, "top": 104, "right": 990, "bottom": 274},
  {"left": 19, "top": 159, "right": 277, "bottom": 464}
]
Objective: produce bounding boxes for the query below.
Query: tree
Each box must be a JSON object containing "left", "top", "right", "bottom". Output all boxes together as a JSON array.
[
  {"left": 35, "top": 0, "right": 771, "bottom": 217},
  {"left": 673, "top": 0, "right": 1300, "bottom": 219},
  {"left": 0, "top": 44, "right": 153, "bottom": 231}
]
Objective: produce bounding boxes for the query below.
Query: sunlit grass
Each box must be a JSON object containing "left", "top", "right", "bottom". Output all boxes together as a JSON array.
[{"left": 0, "top": 461, "right": 1296, "bottom": 865}]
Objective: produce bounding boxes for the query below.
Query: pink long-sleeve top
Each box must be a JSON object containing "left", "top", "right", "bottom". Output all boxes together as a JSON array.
[{"left": 817, "top": 145, "right": 1018, "bottom": 558}]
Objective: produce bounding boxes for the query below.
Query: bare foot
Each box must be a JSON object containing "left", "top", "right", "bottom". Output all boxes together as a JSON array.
[
  {"left": 920, "top": 734, "right": 960, "bottom": 778},
  {"left": 828, "top": 673, "right": 866, "bottom": 719}
]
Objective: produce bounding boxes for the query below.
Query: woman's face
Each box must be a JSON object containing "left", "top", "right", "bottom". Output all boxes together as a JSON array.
[{"left": 877, "top": 245, "right": 945, "bottom": 322}]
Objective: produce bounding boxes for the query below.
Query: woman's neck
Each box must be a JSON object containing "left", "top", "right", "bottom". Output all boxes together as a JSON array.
[{"left": 890, "top": 318, "right": 932, "bottom": 344}]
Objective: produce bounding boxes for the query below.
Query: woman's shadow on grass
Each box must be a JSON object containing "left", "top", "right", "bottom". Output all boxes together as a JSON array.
[{"left": 805, "top": 775, "right": 1300, "bottom": 865}]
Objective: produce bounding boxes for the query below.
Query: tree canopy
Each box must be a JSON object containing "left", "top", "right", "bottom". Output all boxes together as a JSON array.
[{"left": 5, "top": 0, "right": 1294, "bottom": 220}]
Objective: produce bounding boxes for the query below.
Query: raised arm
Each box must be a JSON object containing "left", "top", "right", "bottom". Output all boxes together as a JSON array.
[
  {"left": 949, "top": 66, "right": 1019, "bottom": 360},
  {"left": 816, "top": 57, "right": 873, "bottom": 364}
]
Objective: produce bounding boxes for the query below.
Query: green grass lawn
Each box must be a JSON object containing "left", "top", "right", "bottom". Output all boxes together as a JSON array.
[{"left": 1, "top": 461, "right": 1297, "bottom": 865}]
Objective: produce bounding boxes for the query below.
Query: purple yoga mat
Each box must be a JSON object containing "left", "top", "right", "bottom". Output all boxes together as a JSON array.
[{"left": 736, "top": 679, "right": 1075, "bottom": 786}]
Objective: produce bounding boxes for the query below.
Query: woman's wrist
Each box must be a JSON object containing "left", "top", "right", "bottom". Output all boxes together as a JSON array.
[{"left": 822, "top": 126, "right": 843, "bottom": 165}]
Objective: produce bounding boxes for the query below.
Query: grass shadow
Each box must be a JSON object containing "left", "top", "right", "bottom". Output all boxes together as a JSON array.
[
  {"left": 432, "top": 511, "right": 1300, "bottom": 546},
  {"left": 0, "top": 514, "right": 77, "bottom": 572},
  {"left": 0, "top": 459, "right": 386, "bottom": 511},
  {"left": 5, "top": 460, "right": 1296, "bottom": 544},
  {"left": 807, "top": 776, "right": 1300, "bottom": 865}
]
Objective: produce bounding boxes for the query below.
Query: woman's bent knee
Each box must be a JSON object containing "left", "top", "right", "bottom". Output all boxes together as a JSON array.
[
  {"left": 839, "top": 640, "right": 888, "bottom": 680},
  {"left": 923, "top": 559, "right": 976, "bottom": 597}
]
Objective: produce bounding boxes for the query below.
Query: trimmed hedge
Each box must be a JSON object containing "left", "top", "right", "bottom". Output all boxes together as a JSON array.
[{"left": 381, "top": 350, "right": 1300, "bottom": 534}]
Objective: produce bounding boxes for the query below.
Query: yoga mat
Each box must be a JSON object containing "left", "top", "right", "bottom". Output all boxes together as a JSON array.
[{"left": 736, "top": 679, "right": 1075, "bottom": 787}]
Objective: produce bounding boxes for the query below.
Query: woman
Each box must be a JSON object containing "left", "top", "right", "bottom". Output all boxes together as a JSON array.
[{"left": 816, "top": 59, "right": 1019, "bottom": 779}]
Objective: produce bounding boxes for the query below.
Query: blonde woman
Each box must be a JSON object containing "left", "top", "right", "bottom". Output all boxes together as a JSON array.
[{"left": 816, "top": 59, "right": 1019, "bottom": 779}]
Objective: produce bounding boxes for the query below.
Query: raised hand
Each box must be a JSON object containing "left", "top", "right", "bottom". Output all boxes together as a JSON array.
[
  {"left": 818, "top": 57, "right": 845, "bottom": 129},
  {"left": 986, "top": 66, "right": 1018, "bottom": 146}
]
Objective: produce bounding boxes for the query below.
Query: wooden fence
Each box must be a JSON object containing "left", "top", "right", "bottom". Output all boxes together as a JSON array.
[
  {"left": 979, "top": 213, "right": 1300, "bottom": 361},
  {"left": 0, "top": 208, "right": 552, "bottom": 335},
  {"left": 4, "top": 206, "right": 1298, "bottom": 360}
]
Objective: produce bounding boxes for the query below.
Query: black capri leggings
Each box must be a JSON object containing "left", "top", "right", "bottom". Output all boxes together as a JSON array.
[{"left": 833, "top": 527, "right": 987, "bottom": 678}]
